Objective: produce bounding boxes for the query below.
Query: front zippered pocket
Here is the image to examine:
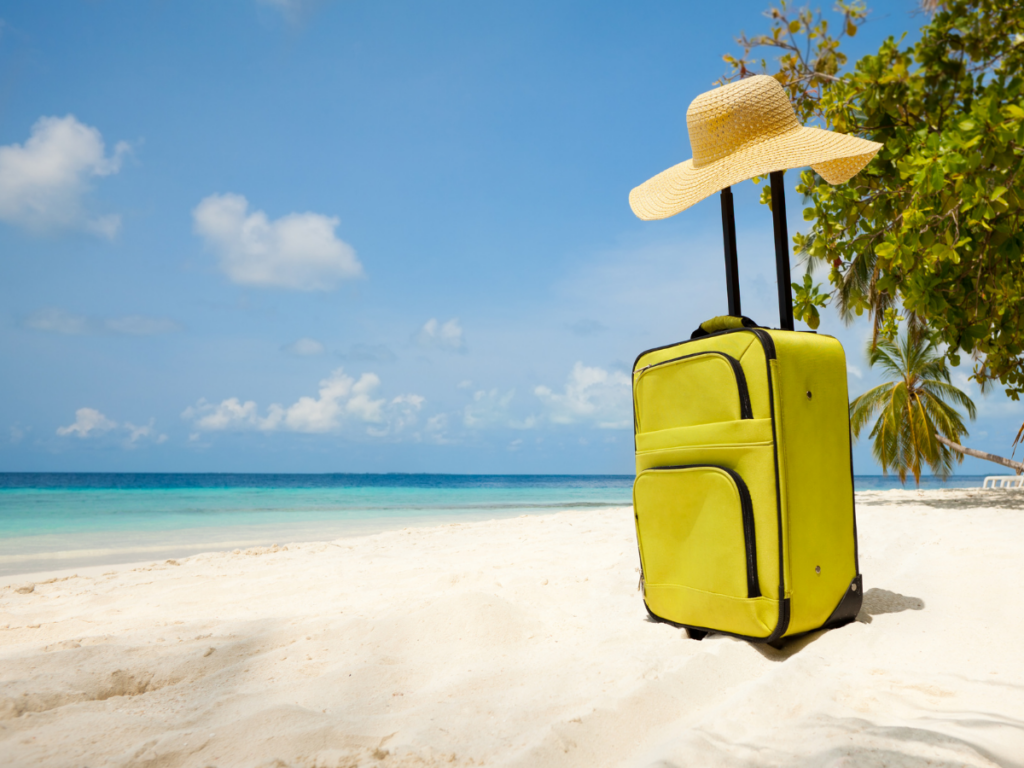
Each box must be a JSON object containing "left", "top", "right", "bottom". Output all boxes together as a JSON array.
[
  {"left": 634, "top": 352, "right": 752, "bottom": 434},
  {"left": 634, "top": 465, "right": 760, "bottom": 599}
]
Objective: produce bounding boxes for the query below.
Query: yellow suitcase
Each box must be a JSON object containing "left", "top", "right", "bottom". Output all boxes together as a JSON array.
[{"left": 633, "top": 317, "right": 862, "bottom": 642}]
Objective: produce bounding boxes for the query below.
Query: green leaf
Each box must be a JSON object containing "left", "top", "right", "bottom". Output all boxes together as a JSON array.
[
  {"left": 807, "top": 306, "right": 821, "bottom": 330},
  {"left": 718, "top": 0, "right": 1024, "bottom": 398}
]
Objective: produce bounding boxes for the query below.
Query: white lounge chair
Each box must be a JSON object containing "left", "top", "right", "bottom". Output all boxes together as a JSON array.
[{"left": 982, "top": 475, "right": 1024, "bottom": 489}]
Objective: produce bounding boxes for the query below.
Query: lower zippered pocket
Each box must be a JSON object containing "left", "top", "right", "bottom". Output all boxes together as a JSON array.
[{"left": 634, "top": 465, "right": 760, "bottom": 600}]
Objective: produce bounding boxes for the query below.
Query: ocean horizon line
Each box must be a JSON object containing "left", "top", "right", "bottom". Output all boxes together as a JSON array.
[
  {"left": 0, "top": 470, "right": 1004, "bottom": 493},
  {"left": 0, "top": 470, "right": 1003, "bottom": 478}
]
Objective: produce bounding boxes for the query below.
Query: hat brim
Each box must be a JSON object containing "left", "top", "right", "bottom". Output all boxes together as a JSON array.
[{"left": 629, "top": 126, "right": 882, "bottom": 221}]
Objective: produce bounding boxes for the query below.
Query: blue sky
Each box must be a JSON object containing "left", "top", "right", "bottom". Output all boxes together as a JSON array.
[{"left": 1, "top": 0, "right": 1020, "bottom": 476}]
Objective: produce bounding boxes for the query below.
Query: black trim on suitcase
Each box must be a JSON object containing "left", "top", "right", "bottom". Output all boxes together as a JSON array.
[
  {"left": 640, "top": 464, "right": 760, "bottom": 598},
  {"left": 750, "top": 328, "right": 777, "bottom": 360},
  {"left": 821, "top": 575, "right": 863, "bottom": 630},
  {"left": 635, "top": 351, "right": 753, "bottom": 421},
  {"left": 632, "top": 327, "right": 777, "bottom": 372},
  {"left": 644, "top": 597, "right": 791, "bottom": 645}
]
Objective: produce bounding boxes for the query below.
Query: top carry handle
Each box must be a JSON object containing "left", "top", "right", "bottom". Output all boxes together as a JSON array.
[{"left": 719, "top": 170, "right": 794, "bottom": 331}]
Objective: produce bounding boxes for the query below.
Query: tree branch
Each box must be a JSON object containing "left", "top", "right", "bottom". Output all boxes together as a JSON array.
[{"left": 934, "top": 433, "right": 1024, "bottom": 474}]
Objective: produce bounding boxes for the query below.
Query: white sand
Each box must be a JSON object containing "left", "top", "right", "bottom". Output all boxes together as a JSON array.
[{"left": 1, "top": 490, "right": 1022, "bottom": 767}]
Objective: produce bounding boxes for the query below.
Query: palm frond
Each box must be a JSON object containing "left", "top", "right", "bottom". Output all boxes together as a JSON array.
[
  {"left": 922, "top": 395, "right": 970, "bottom": 444},
  {"left": 849, "top": 383, "right": 895, "bottom": 438},
  {"left": 920, "top": 380, "right": 976, "bottom": 421},
  {"left": 1013, "top": 421, "right": 1024, "bottom": 459},
  {"left": 867, "top": 338, "right": 905, "bottom": 381}
]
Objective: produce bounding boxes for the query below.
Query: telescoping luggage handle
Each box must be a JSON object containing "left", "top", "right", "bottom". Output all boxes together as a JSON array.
[{"left": 719, "top": 170, "right": 794, "bottom": 332}]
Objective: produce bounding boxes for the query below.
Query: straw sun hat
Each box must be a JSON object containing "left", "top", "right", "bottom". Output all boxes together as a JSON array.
[{"left": 629, "top": 75, "right": 882, "bottom": 220}]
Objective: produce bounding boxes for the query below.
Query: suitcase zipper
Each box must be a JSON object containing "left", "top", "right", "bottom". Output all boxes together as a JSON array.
[
  {"left": 645, "top": 465, "right": 761, "bottom": 599},
  {"left": 635, "top": 352, "right": 753, "bottom": 420}
]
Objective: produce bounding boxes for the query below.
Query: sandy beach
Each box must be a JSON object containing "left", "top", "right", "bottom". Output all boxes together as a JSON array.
[{"left": 2, "top": 489, "right": 1022, "bottom": 767}]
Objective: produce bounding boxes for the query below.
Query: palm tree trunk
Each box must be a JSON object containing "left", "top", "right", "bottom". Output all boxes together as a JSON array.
[{"left": 934, "top": 434, "right": 1024, "bottom": 474}]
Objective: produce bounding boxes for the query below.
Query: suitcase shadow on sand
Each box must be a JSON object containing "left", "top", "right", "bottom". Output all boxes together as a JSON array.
[
  {"left": 744, "top": 588, "right": 926, "bottom": 660},
  {"left": 855, "top": 587, "right": 926, "bottom": 624}
]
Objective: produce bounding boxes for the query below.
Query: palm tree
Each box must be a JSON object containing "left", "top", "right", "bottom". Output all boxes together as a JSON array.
[{"left": 849, "top": 330, "right": 976, "bottom": 485}]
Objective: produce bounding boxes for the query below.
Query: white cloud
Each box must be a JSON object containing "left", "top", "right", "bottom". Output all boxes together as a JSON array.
[
  {"left": 56, "top": 408, "right": 167, "bottom": 445},
  {"left": 426, "top": 413, "right": 448, "bottom": 432},
  {"left": 183, "top": 368, "right": 423, "bottom": 437},
  {"left": 421, "top": 412, "right": 454, "bottom": 444},
  {"left": 0, "top": 115, "right": 129, "bottom": 237},
  {"left": 193, "top": 193, "right": 363, "bottom": 291},
  {"left": 26, "top": 308, "right": 91, "bottom": 335},
  {"left": 25, "top": 308, "right": 180, "bottom": 336},
  {"left": 416, "top": 318, "right": 465, "bottom": 352},
  {"left": 124, "top": 419, "right": 168, "bottom": 445},
  {"left": 282, "top": 337, "right": 325, "bottom": 356},
  {"left": 10, "top": 426, "right": 26, "bottom": 444},
  {"left": 463, "top": 389, "right": 536, "bottom": 430},
  {"left": 269, "top": 371, "right": 383, "bottom": 433},
  {"left": 534, "top": 362, "right": 631, "bottom": 429},
  {"left": 57, "top": 408, "right": 117, "bottom": 438},
  {"left": 847, "top": 364, "right": 863, "bottom": 379},
  {"left": 183, "top": 397, "right": 260, "bottom": 431},
  {"left": 369, "top": 394, "right": 425, "bottom": 438},
  {"left": 464, "top": 388, "right": 514, "bottom": 428}
]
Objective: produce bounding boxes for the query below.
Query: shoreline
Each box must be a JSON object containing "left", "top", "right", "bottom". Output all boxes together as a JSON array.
[
  {"left": 0, "top": 506, "right": 625, "bottom": 582},
  {"left": 3, "top": 487, "right": 1024, "bottom": 582}
]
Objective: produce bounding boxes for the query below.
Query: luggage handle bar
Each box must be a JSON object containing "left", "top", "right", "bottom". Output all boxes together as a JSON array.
[{"left": 719, "top": 171, "right": 794, "bottom": 332}]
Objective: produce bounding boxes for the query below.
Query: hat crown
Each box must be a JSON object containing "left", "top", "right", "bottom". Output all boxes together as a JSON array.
[{"left": 687, "top": 76, "right": 801, "bottom": 168}]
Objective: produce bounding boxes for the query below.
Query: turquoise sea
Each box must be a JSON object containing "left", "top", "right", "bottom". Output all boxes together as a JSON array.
[{"left": 0, "top": 473, "right": 999, "bottom": 577}]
